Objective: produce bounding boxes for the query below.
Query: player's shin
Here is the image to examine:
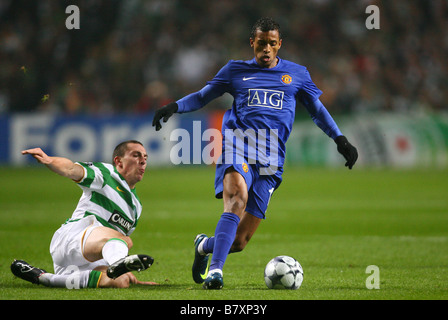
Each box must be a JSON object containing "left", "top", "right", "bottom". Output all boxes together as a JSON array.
[{"left": 209, "top": 212, "right": 240, "bottom": 273}]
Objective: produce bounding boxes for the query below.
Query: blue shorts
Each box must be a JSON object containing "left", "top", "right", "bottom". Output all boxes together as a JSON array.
[{"left": 214, "top": 162, "right": 283, "bottom": 219}]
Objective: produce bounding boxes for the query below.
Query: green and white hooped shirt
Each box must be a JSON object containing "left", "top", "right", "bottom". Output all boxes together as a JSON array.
[{"left": 65, "top": 162, "right": 142, "bottom": 236}]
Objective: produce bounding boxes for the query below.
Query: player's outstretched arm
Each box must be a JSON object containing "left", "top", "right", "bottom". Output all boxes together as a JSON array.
[
  {"left": 152, "top": 84, "right": 224, "bottom": 131},
  {"left": 99, "top": 271, "right": 159, "bottom": 288},
  {"left": 22, "top": 148, "right": 84, "bottom": 181},
  {"left": 304, "top": 99, "right": 358, "bottom": 169}
]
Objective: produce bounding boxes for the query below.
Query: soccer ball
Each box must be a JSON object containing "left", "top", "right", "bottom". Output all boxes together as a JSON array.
[{"left": 264, "top": 255, "right": 303, "bottom": 290}]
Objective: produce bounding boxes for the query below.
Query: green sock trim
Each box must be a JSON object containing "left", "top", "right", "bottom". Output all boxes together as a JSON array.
[
  {"left": 87, "top": 270, "right": 102, "bottom": 288},
  {"left": 107, "top": 237, "right": 128, "bottom": 247}
]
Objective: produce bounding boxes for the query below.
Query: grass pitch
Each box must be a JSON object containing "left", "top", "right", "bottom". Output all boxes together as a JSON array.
[{"left": 0, "top": 165, "right": 447, "bottom": 300}]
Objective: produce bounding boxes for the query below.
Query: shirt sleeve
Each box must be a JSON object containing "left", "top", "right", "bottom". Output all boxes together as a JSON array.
[
  {"left": 304, "top": 98, "right": 342, "bottom": 139},
  {"left": 297, "top": 68, "right": 323, "bottom": 107},
  {"left": 75, "top": 162, "right": 106, "bottom": 189},
  {"left": 176, "top": 84, "right": 224, "bottom": 113},
  {"left": 176, "top": 61, "right": 232, "bottom": 113}
]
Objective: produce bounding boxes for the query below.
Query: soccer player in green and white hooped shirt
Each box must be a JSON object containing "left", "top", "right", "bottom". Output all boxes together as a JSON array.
[{"left": 11, "top": 140, "right": 157, "bottom": 288}]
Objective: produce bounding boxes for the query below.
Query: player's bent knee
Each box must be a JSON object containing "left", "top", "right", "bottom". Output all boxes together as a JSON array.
[
  {"left": 227, "top": 197, "right": 246, "bottom": 215},
  {"left": 223, "top": 188, "right": 248, "bottom": 215},
  {"left": 223, "top": 170, "right": 248, "bottom": 215},
  {"left": 122, "top": 236, "right": 133, "bottom": 250}
]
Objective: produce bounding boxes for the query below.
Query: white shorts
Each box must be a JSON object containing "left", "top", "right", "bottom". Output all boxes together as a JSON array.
[{"left": 50, "top": 215, "right": 107, "bottom": 275}]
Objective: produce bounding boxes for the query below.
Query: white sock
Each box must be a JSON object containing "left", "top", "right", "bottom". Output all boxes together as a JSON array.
[
  {"left": 39, "top": 269, "right": 91, "bottom": 288},
  {"left": 198, "top": 239, "right": 206, "bottom": 256},
  {"left": 101, "top": 238, "right": 129, "bottom": 265},
  {"left": 207, "top": 268, "right": 223, "bottom": 277}
]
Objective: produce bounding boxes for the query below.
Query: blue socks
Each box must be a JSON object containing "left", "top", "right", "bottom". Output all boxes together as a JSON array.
[
  {"left": 202, "top": 236, "right": 215, "bottom": 254},
  {"left": 208, "top": 212, "right": 240, "bottom": 272}
]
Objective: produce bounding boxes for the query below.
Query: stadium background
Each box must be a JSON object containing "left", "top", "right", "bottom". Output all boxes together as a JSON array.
[
  {"left": 1, "top": 0, "right": 448, "bottom": 301},
  {"left": 0, "top": 0, "right": 447, "bottom": 168}
]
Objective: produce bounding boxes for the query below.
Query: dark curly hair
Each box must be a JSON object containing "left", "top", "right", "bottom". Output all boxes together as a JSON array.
[{"left": 250, "top": 17, "right": 281, "bottom": 39}]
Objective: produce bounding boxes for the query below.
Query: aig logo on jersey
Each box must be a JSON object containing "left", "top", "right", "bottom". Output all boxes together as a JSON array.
[{"left": 248, "top": 89, "right": 284, "bottom": 110}]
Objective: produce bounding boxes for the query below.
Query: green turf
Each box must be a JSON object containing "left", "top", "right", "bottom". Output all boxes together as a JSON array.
[{"left": 0, "top": 165, "right": 447, "bottom": 300}]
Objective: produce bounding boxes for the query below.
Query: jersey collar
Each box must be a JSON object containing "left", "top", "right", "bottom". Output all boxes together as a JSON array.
[{"left": 250, "top": 56, "right": 282, "bottom": 70}]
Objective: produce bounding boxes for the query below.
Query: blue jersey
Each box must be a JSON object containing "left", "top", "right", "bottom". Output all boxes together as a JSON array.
[{"left": 177, "top": 57, "right": 342, "bottom": 170}]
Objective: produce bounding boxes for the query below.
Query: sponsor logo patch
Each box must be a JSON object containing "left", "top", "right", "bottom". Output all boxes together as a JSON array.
[
  {"left": 248, "top": 89, "right": 284, "bottom": 109},
  {"left": 108, "top": 210, "right": 133, "bottom": 234}
]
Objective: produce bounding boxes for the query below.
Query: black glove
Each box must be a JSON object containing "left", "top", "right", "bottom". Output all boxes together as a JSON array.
[
  {"left": 334, "top": 135, "right": 358, "bottom": 169},
  {"left": 152, "top": 102, "right": 178, "bottom": 131}
]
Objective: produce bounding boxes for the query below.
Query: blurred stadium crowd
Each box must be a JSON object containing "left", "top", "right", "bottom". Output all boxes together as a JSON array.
[{"left": 0, "top": 0, "right": 447, "bottom": 115}]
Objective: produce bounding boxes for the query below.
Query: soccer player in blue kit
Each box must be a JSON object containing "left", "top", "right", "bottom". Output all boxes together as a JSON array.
[{"left": 152, "top": 17, "right": 358, "bottom": 289}]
